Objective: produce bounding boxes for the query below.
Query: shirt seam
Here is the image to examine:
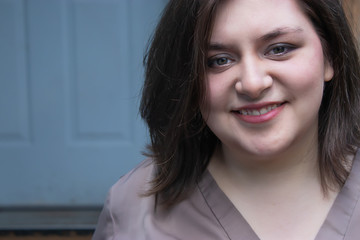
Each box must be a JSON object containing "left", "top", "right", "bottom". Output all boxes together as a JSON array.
[
  {"left": 197, "top": 181, "right": 232, "bottom": 240},
  {"left": 108, "top": 186, "right": 116, "bottom": 240}
]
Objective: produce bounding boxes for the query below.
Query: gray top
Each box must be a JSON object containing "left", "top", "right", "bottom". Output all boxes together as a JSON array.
[{"left": 92, "top": 151, "right": 360, "bottom": 239}]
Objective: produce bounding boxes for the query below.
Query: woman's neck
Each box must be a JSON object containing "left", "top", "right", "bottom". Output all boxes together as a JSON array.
[
  {"left": 207, "top": 139, "right": 339, "bottom": 240},
  {"left": 208, "top": 125, "right": 322, "bottom": 192},
  {"left": 208, "top": 142, "right": 320, "bottom": 197}
]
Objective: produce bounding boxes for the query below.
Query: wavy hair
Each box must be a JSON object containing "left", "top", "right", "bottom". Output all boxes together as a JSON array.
[{"left": 140, "top": 0, "right": 360, "bottom": 207}]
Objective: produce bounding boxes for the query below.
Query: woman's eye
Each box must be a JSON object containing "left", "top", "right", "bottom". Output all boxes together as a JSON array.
[
  {"left": 215, "top": 57, "right": 229, "bottom": 65},
  {"left": 266, "top": 44, "right": 295, "bottom": 57},
  {"left": 271, "top": 46, "right": 286, "bottom": 54},
  {"left": 207, "top": 56, "right": 232, "bottom": 68}
]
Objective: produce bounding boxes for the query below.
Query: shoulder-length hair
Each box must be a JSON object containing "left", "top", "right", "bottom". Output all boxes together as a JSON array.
[{"left": 140, "top": 0, "right": 360, "bottom": 207}]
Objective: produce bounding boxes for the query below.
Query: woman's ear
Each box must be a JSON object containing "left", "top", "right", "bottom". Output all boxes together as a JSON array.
[{"left": 324, "top": 59, "right": 334, "bottom": 82}]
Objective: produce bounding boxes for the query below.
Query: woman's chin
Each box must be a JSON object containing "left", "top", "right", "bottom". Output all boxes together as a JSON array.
[{"left": 226, "top": 142, "right": 294, "bottom": 162}]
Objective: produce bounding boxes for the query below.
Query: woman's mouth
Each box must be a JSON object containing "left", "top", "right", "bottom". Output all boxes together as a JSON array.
[
  {"left": 236, "top": 103, "right": 282, "bottom": 116},
  {"left": 232, "top": 102, "right": 285, "bottom": 123}
]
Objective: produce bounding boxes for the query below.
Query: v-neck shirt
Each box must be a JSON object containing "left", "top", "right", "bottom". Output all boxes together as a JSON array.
[{"left": 92, "top": 150, "right": 360, "bottom": 239}]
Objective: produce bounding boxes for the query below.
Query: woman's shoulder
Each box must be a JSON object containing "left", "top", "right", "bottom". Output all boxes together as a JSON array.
[
  {"left": 109, "top": 158, "right": 155, "bottom": 204},
  {"left": 105, "top": 159, "right": 156, "bottom": 222},
  {"left": 92, "top": 160, "right": 156, "bottom": 239}
]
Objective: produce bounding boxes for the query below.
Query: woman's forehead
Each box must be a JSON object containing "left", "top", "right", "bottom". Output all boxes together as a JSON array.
[{"left": 210, "top": 0, "right": 314, "bottom": 42}]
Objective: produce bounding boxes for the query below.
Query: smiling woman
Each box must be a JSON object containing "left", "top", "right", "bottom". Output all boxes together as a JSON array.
[
  {"left": 92, "top": 0, "right": 360, "bottom": 239},
  {"left": 202, "top": 1, "right": 336, "bottom": 238}
]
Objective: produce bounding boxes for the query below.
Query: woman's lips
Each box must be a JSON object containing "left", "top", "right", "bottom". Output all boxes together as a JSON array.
[
  {"left": 232, "top": 102, "right": 286, "bottom": 123},
  {"left": 235, "top": 103, "right": 281, "bottom": 116}
]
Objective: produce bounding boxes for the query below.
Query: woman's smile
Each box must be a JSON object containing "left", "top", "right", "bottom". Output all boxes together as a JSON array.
[{"left": 231, "top": 102, "right": 286, "bottom": 124}]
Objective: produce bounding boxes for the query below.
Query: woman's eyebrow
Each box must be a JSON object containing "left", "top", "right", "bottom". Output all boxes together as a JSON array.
[
  {"left": 259, "top": 27, "right": 304, "bottom": 42},
  {"left": 208, "top": 27, "right": 304, "bottom": 52},
  {"left": 208, "top": 42, "right": 237, "bottom": 52}
]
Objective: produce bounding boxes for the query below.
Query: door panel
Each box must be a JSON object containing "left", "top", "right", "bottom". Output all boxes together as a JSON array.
[
  {"left": 0, "top": 0, "right": 164, "bottom": 207},
  {"left": 0, "top": 0, "right": 30, "bottom": 144}
]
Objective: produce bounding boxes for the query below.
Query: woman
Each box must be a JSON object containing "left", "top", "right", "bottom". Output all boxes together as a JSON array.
[{"left": 93, "top": 0, "right": 360, "bottom": 239}]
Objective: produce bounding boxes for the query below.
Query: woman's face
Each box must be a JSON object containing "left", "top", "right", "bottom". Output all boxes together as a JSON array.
[{"left": 201, "top": 0, "right": 334, "bottom": 160}]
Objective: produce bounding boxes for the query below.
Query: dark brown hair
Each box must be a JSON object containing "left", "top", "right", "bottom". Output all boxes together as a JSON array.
[
  {"left": 140, "top": 0, "right": 360, "bottom": 207},
  {"left": 299, "top": 0, "right": 360, "bottom": 191}
]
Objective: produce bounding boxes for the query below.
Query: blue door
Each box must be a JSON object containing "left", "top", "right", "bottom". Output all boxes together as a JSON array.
[{"left": 0, "top": 0, "right": 165, "bottom": 207}]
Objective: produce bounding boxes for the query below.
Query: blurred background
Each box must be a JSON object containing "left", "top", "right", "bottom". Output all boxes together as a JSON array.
[
  {"left": 0, "top": 0, "right": 165, "bottom": 239},
  {"left": 0, "top": 0, "right": 358, "bottom": 239}
]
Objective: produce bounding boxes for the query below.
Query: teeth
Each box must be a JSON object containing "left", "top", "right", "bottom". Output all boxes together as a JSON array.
[
  {"left": 239, "top": 104, "right": 280, "bottom": 116},
  {"left": 259, "top": 108, "right": 267, "bottom": 114},
  {"left": 253, "top": 110, "right": 260, "bottom": 116}
]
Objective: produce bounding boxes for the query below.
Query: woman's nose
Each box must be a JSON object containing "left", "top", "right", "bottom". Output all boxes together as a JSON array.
[{"left": 235, "top": 57, "right": 273, "bottom": 99}]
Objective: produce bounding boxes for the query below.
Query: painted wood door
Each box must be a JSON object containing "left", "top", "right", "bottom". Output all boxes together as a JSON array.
[{"left": 0, "top": 0, "right": 165, "bottom": 207}]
